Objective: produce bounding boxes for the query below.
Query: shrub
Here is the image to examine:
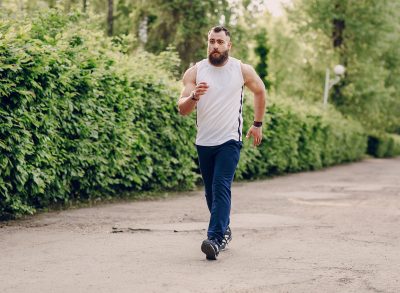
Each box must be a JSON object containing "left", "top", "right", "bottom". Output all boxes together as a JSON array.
[
  {"left": 367, "top": 133, "right": 400, "bottom": 158},
  {"left": 236, "top": 98, "right": 367, "bottom": 179},
  {"left": 0, "top": 11, "right": 197, "bottom": 219}
]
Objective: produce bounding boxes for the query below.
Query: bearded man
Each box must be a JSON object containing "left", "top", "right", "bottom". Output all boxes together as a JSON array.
[{"left": 178, "top": 26, "right": 266, "bottom": 260}]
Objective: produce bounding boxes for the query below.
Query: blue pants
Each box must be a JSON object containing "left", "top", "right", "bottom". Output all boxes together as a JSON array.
[{"left": 196, "top": 139, "right": 242, "bottom": 244}]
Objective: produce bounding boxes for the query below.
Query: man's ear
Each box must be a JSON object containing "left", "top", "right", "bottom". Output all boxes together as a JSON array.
[{"left": 228, "top": 41, "right": 232, "bottom": 49}]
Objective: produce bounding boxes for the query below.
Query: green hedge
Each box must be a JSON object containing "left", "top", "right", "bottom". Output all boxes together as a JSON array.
[
  {"left": 367, "top": 133, "right": 400, "bottom": 158},
  {"left": 0, "top": 12, "right": 197, "bottom": 219},
  {"left": 236, "top": 101, "right": 367, "bottom": 179},
  {"left": 0, "top": 11, "right": 370, "bottom": 219}
]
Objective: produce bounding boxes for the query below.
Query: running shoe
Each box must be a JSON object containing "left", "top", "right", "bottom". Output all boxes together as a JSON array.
[
  {"left": 201, "top": 239, "right": 220, "bottom": 260},
  {"left": 220, "top": 226, "right": 232, "bottom": 251}
]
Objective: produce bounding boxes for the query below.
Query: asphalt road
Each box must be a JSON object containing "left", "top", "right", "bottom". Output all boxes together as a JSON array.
[{"left": 1, "top": 157, "right": 399, "bottom": 293}]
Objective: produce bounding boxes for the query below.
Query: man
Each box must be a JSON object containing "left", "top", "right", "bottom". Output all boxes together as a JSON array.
[{"left": 178, "top": 26, "right": 266, "bottom": 260}]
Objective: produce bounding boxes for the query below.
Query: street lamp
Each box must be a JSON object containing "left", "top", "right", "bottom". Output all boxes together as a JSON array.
[{"left": 323, "top": 64, "right": 346, "bottom": 107}]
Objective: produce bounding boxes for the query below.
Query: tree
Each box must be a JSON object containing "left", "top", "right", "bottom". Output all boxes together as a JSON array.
[
  {"left": 287, "top": 0, "right": 400, "bottom": 132},
  {"left": 107, "top": 0, "right": 113, "bottom": 36},
  {"left": 127, "top": 0, "right": 233, "bottom": 69},
  {"left": 254, "top": 28, "right": 271, "bottom": 90}
]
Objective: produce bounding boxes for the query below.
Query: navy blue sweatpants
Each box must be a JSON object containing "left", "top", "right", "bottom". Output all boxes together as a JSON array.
[{"left": 196, "top": 139, "right": 242, "bottom": 244}]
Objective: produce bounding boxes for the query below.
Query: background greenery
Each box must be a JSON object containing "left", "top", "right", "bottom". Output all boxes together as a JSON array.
[
  {"left": 2, "top": 0, "right": 399, "bottom": 133},
  {"left": 0, "top": 12, "right": 198, "bottom": 219},
  {"left": 1, "top": 1, "right": 399, "bottom": 219}
]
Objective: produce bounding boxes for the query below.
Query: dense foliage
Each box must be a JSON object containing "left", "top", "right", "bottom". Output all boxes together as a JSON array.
[
  {"left": 2, "top": 1, "right": 399, "bottom": 134},
  {"left": 236, "top": 98, "right": 367, "bottom": 179},
  {"left": 0, "top": 12, "right": 197, "bottom": 219},
  {"left": 367, "top": 133, "right": 400, "bottom": 158},
  {"left": 286, "top": 0, "right": 400, "bottom": 133},
  {"left": 0, "top": 11, "right": 371, "bottom": 220}
]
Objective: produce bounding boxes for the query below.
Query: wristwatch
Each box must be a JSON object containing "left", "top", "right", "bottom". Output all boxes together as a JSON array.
[
  {"left": 253, "top": 121, "right": 263, "bottom": 128},
  {"left": 190, "top": 91, "right": 199, "bottom": 101}
]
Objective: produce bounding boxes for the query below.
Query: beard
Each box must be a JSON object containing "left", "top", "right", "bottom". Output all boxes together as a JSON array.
[{"left": 208, "top": 49, "right": 229, "bottom": 66}]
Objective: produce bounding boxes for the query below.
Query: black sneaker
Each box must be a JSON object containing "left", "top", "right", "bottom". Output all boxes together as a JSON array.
[
  {"left": 201, "top": 239, "right": 220, "bottom": 260},
  {"left": 220, "top": 226, "right": 232, "bottom": 251}
]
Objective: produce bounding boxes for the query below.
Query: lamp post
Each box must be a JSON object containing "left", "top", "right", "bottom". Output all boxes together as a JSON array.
[{"left": 323, "top": 64, "right": 345, "bottom": 107}]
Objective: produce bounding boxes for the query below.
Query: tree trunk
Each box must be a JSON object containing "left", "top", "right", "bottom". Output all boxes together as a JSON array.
[
  {"left": 331, "top": 3, "right": 347, "bottom": 107},
  {"left": 332, "top": 18, "right": 345, "bottom": 48},
  {"left": 332, "top": 3, "right": 345, "bottom": 48},
  {"left": 107, "top": 0, "right": 114, "bottom": 36},
  {"left": 83, "top": 0, "right": 87, "bottom": 12}
]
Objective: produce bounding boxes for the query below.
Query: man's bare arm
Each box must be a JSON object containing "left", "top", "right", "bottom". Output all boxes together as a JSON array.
[
  {"left": 242, "top": 63, "right": 266, "bottom": 122},
  {"left": 177, "top": 66, "right": 197, "bottom": 116},
  {"left": 178, "top": 66, "right": 210, "bottom": 116},
  {"left": 241, "top": 63, "right": 266, "bottom": 146}
]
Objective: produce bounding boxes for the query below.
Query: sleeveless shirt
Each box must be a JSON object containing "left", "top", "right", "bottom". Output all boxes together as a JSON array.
[{"left": 195, "top": 57, "right": 245, "bottom": 146}]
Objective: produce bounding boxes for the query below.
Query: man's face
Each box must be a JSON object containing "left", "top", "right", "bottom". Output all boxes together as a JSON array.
[{"left": 207, "top": 31, "right": 231, "bottom": 66}]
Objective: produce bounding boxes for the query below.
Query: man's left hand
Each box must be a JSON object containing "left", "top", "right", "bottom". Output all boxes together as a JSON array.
[{"left": 246, "top": 126, "right": 263, "bottom": 147}]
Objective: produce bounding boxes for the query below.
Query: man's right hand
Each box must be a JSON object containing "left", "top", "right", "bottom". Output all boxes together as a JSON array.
[
  {"left": 178, "top": 67, "right": 209, "bottom": 115},
  {"left": 192, "top": 82, "right": 209, "bottom": 100}
]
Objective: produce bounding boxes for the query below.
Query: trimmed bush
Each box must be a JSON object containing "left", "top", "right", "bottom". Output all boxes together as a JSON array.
[
  {"left": 236, "top": 100, "right": 367, "bottom": 179},
  {"left": 0, "top": 11, "right": 197, "bottom": 219},
  {"left": 367, "top": 133, "right": 400, "bottom": 158}
]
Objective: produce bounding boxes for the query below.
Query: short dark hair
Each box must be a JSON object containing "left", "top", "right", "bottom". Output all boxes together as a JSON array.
[{"left": 208, "top": 26, "right": 231, "bottom": 38}]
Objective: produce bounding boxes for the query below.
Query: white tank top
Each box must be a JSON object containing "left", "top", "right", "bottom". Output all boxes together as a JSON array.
[{"left": 195, "top": 57, "right": 245, "bottom": 146}]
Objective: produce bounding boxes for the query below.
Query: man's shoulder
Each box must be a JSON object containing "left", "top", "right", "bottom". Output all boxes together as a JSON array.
[
  {"left": 240, "top": 62, "right": 254, "bottom": 72},
  {"left": 230, "top": 56, "right": 252, "bottom": 73},
  {"left": 195, "top": 58, "right": 209, "bottom": 71},
  {"left": 182, "top": 64, "right": 197, "bottom": 84},
  {"left": 240, "top": 62, "right": 256, "bottom": 77},
  {"left": 239, "top": 62, "right": 260, "bottom": 85}
]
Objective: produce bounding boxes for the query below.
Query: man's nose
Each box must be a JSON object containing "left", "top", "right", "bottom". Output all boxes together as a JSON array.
[{"left": 211, "top": 44, "right": 220, "bottom": 51}]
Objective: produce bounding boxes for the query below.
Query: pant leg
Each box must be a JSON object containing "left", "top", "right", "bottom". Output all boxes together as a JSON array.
[
  {"left": 196, "top": 145, "right": 216, "bottom": 212},
  {"left": 207, "top": 140, "right": 242, "bottom": 243}
]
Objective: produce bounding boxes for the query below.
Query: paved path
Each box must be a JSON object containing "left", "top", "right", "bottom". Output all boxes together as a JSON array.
[{"left": 1, "top": 158, "right": 400, "bottom": 293}]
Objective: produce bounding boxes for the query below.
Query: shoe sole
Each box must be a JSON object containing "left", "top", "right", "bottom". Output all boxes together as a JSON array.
[{"left": 201, "top": 241, "right": 217, "bottom": 260}]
